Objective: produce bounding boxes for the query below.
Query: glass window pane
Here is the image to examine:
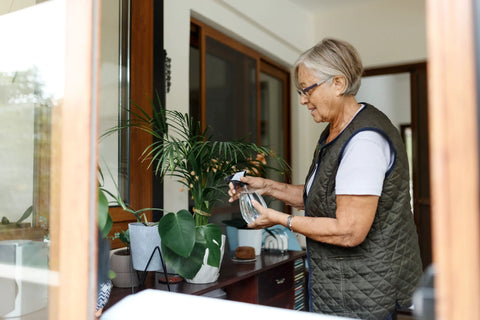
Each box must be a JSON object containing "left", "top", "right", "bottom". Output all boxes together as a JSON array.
[
  {"left": 190, "top": 23, "right": 291, "bottom": 218},
  {"left": 99, "top": 0, "right": 130, "bottom": 203},
  {"left": 189, "top": 45, "right": 200, "bottom": 124},
  {"left": 0, "top": 1, "right": 64, "bottom": 318},
  {"left": 260, "top": 72, "right": 284, "bottom": 157},
  {"left": 260, "top": 72, "right": 285, "bottom": 211},
  {"left": 205, "top": 36, "right": 257, "bottom": 142}
]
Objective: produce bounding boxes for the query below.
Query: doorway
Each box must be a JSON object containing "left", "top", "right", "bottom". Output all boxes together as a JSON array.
[{"left": 358, "top": 62, "right": 431, "bottom": 269}]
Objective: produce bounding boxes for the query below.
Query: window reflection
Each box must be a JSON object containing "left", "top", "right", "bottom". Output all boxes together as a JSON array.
[
  {"left": 260, "top": 72, "right": 286, "bottom": 212},
  {"left": 0, "top": 1, "right": 63, "bottom": 318},
  {"left": 0, "top": 1, "right": 63, "bottom": 234},
  {"left": 189, "top": 22, "right": 291, "bottom": 218},
  {"left": 205, "top": 36, "right": 257, "bottom": 142},
  {"left": 99, "top": 0, "right": 130, "bottom": 204}
]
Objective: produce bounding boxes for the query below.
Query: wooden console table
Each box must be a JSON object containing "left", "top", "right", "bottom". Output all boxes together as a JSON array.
[
  {"left": 155, "top": 250, "right": 307, "bottom": 310},
  {"left": 105, "top": 250, "right": 307, "bottom": 312}
]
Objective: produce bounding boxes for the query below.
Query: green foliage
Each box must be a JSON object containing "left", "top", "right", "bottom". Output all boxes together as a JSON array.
[
  {"left": 98, "top": 188, "right": 113, "bottom": 238},
  {"left": 157, "top": 209, "right": 195, "bottom": 257},
  {"left": 103, "top": 93, "right": 288, "bottom": 226},
  {"left": 158, "top": 209, "right": 222, "bottom": 279},
  {"left": 110, "top": 229, "right": 130, "bottom": 252},
  {"left": 118, "top": 229, "right": 130, "bottom": 247},
  {"left": 102, "top": 94, "right": 288, "bottom": 279},
  {"left": 98, "top": 166, "right": 162, "bottom": 225},
  {"left": 0, "top": 205, "right": 34, "bottom": 227},
  {"left": 197, "top": 223, "right": 222, "bottom": 267}
]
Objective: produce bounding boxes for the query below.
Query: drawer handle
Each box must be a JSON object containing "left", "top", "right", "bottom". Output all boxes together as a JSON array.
[{"left": 275, "top": 278, "right": 285, "bottom": 285}]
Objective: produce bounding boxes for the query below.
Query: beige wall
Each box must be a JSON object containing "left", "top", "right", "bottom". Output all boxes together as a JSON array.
[
  {"left": 313, "top": 0, "right": 427, "bottom": 68},
  {"left": 163, "top": 0, "right": 427, "bottom": 213},
  {"left": 164, "top": 0, "right": 314, "bottom": 211}
]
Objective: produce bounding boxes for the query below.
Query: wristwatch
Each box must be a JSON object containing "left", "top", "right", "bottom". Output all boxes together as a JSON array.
[{"left": 286, "top": 215, "right": 294, "bottom": 231}]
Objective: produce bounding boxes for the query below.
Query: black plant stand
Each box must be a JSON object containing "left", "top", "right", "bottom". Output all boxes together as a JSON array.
[{"left": 130, "top": 246, "right": 170, "bottom": 293}]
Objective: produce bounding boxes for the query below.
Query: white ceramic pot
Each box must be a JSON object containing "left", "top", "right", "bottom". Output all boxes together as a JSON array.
[
  {"left": 237, "top": 229, "right": 263, "bottom": 256},
  {"left": 110, "top": 248, "right": 139, "bottom": 288},
  {"left": 186, "top": 234, "right": 226, "bottom": 284}
]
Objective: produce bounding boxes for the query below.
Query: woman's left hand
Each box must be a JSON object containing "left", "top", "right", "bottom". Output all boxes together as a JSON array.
[{"left": 247, "top": 199, "right": 282, "bottom": 229}]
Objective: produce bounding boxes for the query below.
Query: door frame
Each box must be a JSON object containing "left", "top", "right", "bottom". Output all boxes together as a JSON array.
[
  {"left": 427, "top": 0, "right": 480, "bottom": 318},
  {"left": 363, "top": 62, "right": 431, "bottom": 270}
]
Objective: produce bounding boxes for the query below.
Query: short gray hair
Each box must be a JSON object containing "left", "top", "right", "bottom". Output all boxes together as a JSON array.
[{"left": 293, "top": 38, "right": 363, "bottom": 96}]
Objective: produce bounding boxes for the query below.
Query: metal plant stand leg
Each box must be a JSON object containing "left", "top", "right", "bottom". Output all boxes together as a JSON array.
[{"left": 130, "top": 246, "right": 170, "bottom": 293}]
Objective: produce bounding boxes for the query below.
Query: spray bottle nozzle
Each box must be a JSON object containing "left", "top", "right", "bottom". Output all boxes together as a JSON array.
[{"left": 226, "top": 171, "right": 247, "bottom": 189}]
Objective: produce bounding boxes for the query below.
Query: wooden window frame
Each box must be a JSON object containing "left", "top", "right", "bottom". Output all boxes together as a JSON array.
[
  {"left": 190, "top": 18, "right": 291, "bottom": 167},
  {"left": 108, "top": 0, "right": 156, "bottom": 249},
  {"left": 49, "top": 1, "right": 480, "bottom": 318},
  {"left": 260, "top": 59, "right": 292, "bottom": 167},
  {"left": 427, "top": 0, "right": 480, "bottom": 318},
  {"left": 363, "top": 62, "right": 432, "bottom": 270},
  {"left": 49, "top": 0, "right": 102, "bottom": 318},
  {"left": 51, "top": 2, "right": 159, "bottom": 317}
]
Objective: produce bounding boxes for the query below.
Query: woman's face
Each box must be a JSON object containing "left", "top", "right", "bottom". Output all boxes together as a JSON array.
[{"left": 297, "top": 64, "right": 337, "bottom": 123}]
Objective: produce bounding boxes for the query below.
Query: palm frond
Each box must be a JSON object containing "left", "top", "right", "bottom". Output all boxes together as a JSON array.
[{"left": 103, "top": 94, "right": 290, "bottom": 225}]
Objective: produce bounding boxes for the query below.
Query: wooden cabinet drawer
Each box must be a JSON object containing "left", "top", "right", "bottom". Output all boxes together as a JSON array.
[
  {"left": 261, "top": 290, "right": 294, "bottom": 309},
  {"left": 258, "top": 261, "right": 293, "bottom": 306}
]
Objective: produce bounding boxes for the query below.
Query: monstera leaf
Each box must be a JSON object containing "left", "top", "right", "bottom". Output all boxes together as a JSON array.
[{"left": 158, "top": 209, "right": 222, "bottom": 279}]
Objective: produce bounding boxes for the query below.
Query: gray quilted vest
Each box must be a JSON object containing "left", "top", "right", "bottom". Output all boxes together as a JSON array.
[{"left": 304, "top": 104, "right": 422, "bottom": 320}]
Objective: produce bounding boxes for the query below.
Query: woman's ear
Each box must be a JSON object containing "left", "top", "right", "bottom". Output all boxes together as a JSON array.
[{"left": 332, "top": 76, "right": 347, "bottom": 96}]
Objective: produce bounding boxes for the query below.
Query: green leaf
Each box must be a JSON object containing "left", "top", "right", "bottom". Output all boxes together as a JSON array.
[
  {"left": 196, "top": 224, "right": 222, "bottom": 268},
  {"left": 158, "top": 209, "right": 195, "bottom": 257},
  {"left": 101, "top": 215, "right": 113, "bottom": 239},
  {"left": 15, "top": 205, "right": 33, "bottom": 226},
  {"left": 161, "top": 241, "right": 205, "bottom": 279},
  {"left": 98, "top": 188, "right": 112, "bottom": 237}
]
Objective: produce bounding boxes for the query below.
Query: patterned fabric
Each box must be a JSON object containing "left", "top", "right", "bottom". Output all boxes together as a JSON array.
[
  {"left": 304, "top": 104, "right": 423, "bottom": 320},
  {"left": 97, "top": 280, "right": 113, "bottom": 311}
]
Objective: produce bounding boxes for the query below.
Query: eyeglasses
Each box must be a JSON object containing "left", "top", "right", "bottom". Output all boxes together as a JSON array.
[{"left": 296, "top": 78, "right": 329, "bottom": 97}]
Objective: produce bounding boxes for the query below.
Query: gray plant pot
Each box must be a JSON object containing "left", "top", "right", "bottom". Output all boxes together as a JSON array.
[{"left": 128, "top": 222, "right": 166, "bottom": 272}]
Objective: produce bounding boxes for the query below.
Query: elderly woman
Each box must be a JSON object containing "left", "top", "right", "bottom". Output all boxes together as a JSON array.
[{"left": 229, "top": 38, "right": 422, "bottom": 320}]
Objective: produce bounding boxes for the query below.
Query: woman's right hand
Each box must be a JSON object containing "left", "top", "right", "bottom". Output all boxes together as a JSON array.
[{"left": 228, "top": 176, "right": 268, "bottom": 203}]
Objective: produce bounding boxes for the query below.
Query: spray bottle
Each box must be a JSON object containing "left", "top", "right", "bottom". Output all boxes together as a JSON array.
[{"left": 229, "top": 171, "right": 267, "bottom": 224}]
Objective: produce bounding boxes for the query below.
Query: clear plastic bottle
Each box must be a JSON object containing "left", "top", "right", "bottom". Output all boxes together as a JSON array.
[
  {"left": 229, "top": 171, "right": 267, "bottom": 224},
  {"left": 239, "top": 185, "right": 267, "bottom": 224}
]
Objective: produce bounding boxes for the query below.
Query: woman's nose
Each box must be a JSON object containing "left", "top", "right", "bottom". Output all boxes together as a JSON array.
[{"left": 299, "top": 94, "right": 309, "bottom": 105}]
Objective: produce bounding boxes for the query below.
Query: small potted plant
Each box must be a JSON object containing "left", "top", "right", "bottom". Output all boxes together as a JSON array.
[
  {"left": 109, "top": 230, "right": 140, "bottom": 288},
  {"left": 107, "top": 95, "right": 288, "bottom": 283}
]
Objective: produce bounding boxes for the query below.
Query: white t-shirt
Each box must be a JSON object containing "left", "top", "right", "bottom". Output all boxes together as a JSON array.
[
  {"left": 305, "top": 108, "right": 395, "bottom": 196},
  {"left": 335, "top": 130, "right": 394, "bottom": 195}
]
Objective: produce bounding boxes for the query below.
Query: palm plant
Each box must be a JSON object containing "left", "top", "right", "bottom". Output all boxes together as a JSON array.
[
  {"left": 112, "top": 94, "right": 287, "bottom": 226},
  {"left": 105, "top": 94, "right": 288, "bottom": 279}
]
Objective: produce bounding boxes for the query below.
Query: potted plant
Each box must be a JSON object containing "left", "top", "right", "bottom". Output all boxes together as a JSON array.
[
  {"left": 222, "top": 218, "right": 263, "bottom": 256},
  {"left": 109, "top": 230, "right": 141, "bottom": 288},
  {"left": 107, "top": 95, "right": 288, "bottom": 282},
  {"left": 98, "top": 167, "right": 169, "bottom": 280},
  {"left": 101, "top": 187, "right": 167, "bottom": 275}
]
